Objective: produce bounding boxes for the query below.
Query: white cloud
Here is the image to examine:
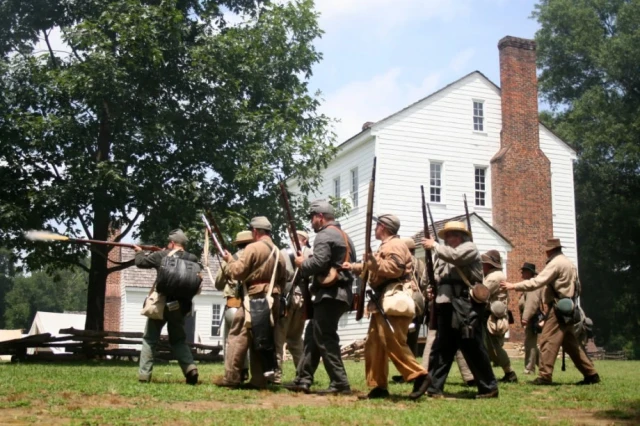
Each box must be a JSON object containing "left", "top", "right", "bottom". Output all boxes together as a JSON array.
[{"left": 321, "top": 68, "right": 443, "bottom": 143}]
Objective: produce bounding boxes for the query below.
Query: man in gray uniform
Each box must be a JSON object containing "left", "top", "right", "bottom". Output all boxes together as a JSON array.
[{"left": 285, "top": 199, "right": 353, "bottom": 395}]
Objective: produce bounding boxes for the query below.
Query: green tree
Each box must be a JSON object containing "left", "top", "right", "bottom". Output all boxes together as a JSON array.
[
  {"left": 0, "top": 248, "right": 16, "bottom": 329},
  {"left": 0, "top": 0, "right": 335, "bottom": 331},
  {"left": 534, "top": 0, "right": 640, "bottom": 356},
  {"left": 4, "top": 265, "right": 88, "bottom": 330}
]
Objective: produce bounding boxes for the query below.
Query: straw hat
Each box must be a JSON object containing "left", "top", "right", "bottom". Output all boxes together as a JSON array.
[
  {"left": 545, "top": 238, "right": 563, "bottom": 251},
  {"left": 233, "top": 230, "right": 253, "bottom": 245},
  {"left": 437, "top": 221, "right": 471, "bottom": 239}
]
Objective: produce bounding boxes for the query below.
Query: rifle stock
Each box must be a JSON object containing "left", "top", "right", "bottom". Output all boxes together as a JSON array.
[
  {"left": 355, "top": 157, "right": 376, "bottom": 321},
  {"left": 279, "top": 182, "right": 313, "bottom": 319},
  {"left": 201, "top": 213, "right": 227, "bottom": 256},
  {"left": 421, "top": 186, "right": 438, "bottom": 330}
]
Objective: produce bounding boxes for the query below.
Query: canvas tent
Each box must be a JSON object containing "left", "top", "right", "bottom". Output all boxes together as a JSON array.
[
  {"left": 0, "top": 329, "right": 23, "bottom": 361},
  {"left": 27, "top": 311, "right": 86, "bottom": 354}
]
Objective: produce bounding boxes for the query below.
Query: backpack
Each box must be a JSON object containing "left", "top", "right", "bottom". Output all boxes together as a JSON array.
[{"left": 156, "top": 249, "right": 202, "bottom": 299}]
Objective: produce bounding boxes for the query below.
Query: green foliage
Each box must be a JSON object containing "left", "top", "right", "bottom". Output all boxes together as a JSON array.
[
  {"left": 0, "top": 360, "right": 639, "bottom": 424},
  {"left": 0, "top": 0, "right": 335, "bottom": 329},
  {"left": 3, "top": 263, "right": 88, "bottom": 330},
  {"left": 534, "top": 0, "right": 640, "bottom": 353}
]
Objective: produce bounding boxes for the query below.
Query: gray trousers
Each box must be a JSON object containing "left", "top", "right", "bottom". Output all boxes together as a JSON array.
[
  {"left": 296, "top": 298, "right": 350, "bottom": 389},
  {"left": 484, "top": 328, "right": 512, "bottom": 372},
  {"left": 224, "top": 306, "right": 248, "bottom": 370},
  {"left": 274, "top": 293, "right": 305, "bottom": 383},
  {"left": 524, "top": 327, "right": 539, "bottom": 372},
  {"left": 422, "top": 328, "right": 474, "bottom": 382},
  {"left": 138, "top": 307, "right": 197, "bottom": 381}
]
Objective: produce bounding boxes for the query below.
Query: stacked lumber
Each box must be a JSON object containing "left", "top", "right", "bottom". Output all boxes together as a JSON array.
[
  {"left": 0, "top": 327, "right": 222, "bottom": 363},
  {"left": 341, "top": 339, "right": 365, "bottom": 361}
]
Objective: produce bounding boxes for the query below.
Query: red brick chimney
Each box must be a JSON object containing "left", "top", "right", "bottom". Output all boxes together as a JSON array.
[
  {"left": 491, "top": 36, "right": 554, "bottom": 341},
  {"left": 104, "top": 228, "right": 122, "bottom": 333}
]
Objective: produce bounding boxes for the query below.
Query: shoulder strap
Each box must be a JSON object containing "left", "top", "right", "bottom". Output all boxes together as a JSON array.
[
  {"left": 266, "top": 245, "right": 279, "bottom": 298},
  {"left": 454, "top": 266, "right": 473, "bottom": 289},
  {"left": 327, "top": 225, "right": 351, "bottom": 263}
]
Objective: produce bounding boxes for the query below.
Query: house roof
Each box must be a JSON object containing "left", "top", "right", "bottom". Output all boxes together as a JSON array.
[
  {"left": 337, "top": 70, "right": 576, "bottom": 156},
  {"left": 121, "top": 248, "right": 222, "bottom": 291},
  {"left": 411, "top": 212, "right": 513, "bottom": 248}
]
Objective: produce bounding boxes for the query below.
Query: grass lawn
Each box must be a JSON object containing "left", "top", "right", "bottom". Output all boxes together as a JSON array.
[{"left": 0, "top": 357, "right": 638, "bottom": 425}]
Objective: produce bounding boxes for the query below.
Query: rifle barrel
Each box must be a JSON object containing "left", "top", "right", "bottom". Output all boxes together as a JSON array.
[{"left": 69, "top": 238, "right": 161, "bottom": 252}]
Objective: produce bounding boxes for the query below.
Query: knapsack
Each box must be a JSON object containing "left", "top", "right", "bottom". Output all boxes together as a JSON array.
[{"left": 156, "top": 249, "right": 202, "bottom": 299}]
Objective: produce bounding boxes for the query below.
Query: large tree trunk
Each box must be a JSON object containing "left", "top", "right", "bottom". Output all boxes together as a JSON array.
[{"left": 84, "top": 209, "right": 110, "bottom": 331}]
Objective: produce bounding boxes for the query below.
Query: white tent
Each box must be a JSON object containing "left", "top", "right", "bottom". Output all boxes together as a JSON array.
[
  {"left": 27, "top": 311, "right": 86, "bottom": 354},
  {"left": 0, "top": 329, "right": 23, "bottom": 361}
]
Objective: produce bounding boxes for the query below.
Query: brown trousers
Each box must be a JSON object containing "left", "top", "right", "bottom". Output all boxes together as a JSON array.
[
  {"left": 274, "top": 293, "right": 305, "bottom": 382},
  {"left": 223, "top": 297, "right": 280, "bottom": 388},
  {"left": 422, "top": 329, "right": 474, "bottom": 382},
  {"left": 538, "top": 309, "right": 597, "bottom": 381},
  {"left": 524, "top": 327, "right": 539, "bottom": 372},
  {"left": 365, "top": 314, "right": 427, "bottom": 389}
]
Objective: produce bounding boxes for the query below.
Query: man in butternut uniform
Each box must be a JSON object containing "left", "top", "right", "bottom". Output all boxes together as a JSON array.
[
  {"left": 403, "top": 237, "right": 425, "bottom": 357},
  {"left": 481, "top": 250, "right": 517, "bottom": 383},
  {"left": 273, "top": 230, "right": 309, "bottom": 385},
  {"left": 422, "top": 221, "right": 498, "bottom": 399},
  {"left": 219, "top": 216, "right": 287, "bottom": 389},
  {"left": 215, "top": 230, "right": 252, "bottom": 382},
  {"left": 517, "top": 262, "right": 544, "bottom": 375},
  {"left": 347, "top": 214, "right": 429, "bottom": 400},
  {"left": 502, "top": 238, "right": 600, "bottom": 385}
]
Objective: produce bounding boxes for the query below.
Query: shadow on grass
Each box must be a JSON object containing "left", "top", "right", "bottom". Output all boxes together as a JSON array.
[{"left": 594, "top": 400, "right": 640, "bottom": 423}]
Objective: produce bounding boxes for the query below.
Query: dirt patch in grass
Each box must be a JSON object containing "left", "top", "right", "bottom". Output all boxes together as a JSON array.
[{"left": 539, "top": 408, "right": 640, "bottom": 425}]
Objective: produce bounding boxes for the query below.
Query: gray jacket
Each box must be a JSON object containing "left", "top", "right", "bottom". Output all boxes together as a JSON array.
[
  {"left": 300, "top": 221, "right": 354, "bottom": 306},
  {"left": 427, "top": 241, "right": 483, "bottom": 304}
]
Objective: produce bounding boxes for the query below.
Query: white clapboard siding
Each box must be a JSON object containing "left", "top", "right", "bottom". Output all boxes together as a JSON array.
[{"left": 539, "top": 125, "right": 578, "bottom": 266}]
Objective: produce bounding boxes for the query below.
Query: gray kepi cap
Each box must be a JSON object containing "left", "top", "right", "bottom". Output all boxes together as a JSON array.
[
  {"left": 309, "top": 199, "right": 334, "bottom": 216},
  {"left": 374, "top": 214, "right": 401, "bottom": 234},
  {"left": 249, "top": 216, "right": 272, "bottom": 231},
  {"left": 168, "top": 229, "right": 188, "bottom": 246}
]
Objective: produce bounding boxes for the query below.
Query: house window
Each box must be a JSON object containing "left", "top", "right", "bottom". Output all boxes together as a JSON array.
[
  {"left": 475, "top": 167, "right": 486, "bottom": 206},
  {"left": 430, "top": 162, "right": 442, "bottom": 203},
  {"left": 211, "top": 304, "right": 222, "bottom": 336},
  {"left": 473, "top": 101, "right": 484, "bottom": 132},
  {"left": 333, "top": 176, "right": 341, "bottom": 208},
  {"left": 350, "top": 168, "right": 359, "bottom": 208}
]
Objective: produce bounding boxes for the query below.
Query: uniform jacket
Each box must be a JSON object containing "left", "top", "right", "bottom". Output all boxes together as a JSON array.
[
  {"left": 513, "top": 252, "right": 578, "bottom": 304},
  {"left": 484, "top": 268, "right": 508, "bottom": 305},
  {"left": 284, "top": 246, "right": 312, "bottom": 295},
  {"left": 300, "top": 221, "right": 353, "bottom": 305},
  {"left": 352, "top": 235, "right": 413, "bottom": 291},
  {"left": 135, "top": 248, "right": 200, "bottom": 314},
  {"left": 215, "top": 248, "right": 245, "bottom": 298},
  {"left": 413, "top": 256, "right": 426, "bottom": 291},
  {"left": 226, "top": 237, "right": 287, "bottom": 295},
  {"left": 519, "top": 287, "right": 544, "bottom": 322},
  {"left": 427, "top": 241, "right": 483, "bottom": 304}
]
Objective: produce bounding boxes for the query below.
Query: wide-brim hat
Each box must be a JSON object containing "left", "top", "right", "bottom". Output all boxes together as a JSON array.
[
  {"left": 545, "top": 238, "right": 563, "bottom": 251},
  {"left": 296, "top": 230, "right": 309, "bottom": 241},
  {"left": 438, "top": 221, "right": 470, "bottom": 239},
  {"left": 233, "top": 230, "right": 253, "bottom": 245},
  {"left": 400, "top": 237, "right": 416, "bottom": 251},
  {"left": 481, "top": 250, "right": 502, "bottom": 269},
  {"left": 520, "top": 262, "right": 537, "bottom": 275}
]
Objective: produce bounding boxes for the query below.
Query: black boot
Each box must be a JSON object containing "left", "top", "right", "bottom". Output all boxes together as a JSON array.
[
  {"left": 357, "top": 387, "right": 390, "bottom": 400},
  {"left": 185, "top": 369, "right": 199, "bottom": 386},
  {"left": 576, "top": 373, "right": 600, "bottom": 385},
  {"left": 409, "top": 374, "right": 430, "bottom": 400}
]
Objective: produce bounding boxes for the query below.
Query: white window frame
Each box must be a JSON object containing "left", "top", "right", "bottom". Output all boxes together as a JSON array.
[
  {"left": 429, "top": 162, "right": 443, "bottom": 203},
  {"left": 474, "top": 166, "right": 487, "bottom": 207},
  {"left": 350, "top": 168, "right": 359, "bottom": 208},
  {"left": 211, "top": 304, "right": 222, "bottom": 336},
  {"left": 333, "top": 175, "right": 341, "bottom": 208},
  {"left": 473, "top": 100, "right": 484, "bottom": 132}
]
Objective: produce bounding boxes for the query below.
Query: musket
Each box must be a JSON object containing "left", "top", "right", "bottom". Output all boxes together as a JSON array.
[
  {"left": 421, "top": 186, "right": 438, "bottom": 330},
  {"left": 355, "top": 157, "right": 377, "bottom": 321},
  {"left": 279, "top": 181, "right": 313, "bottom": 319},
  {"left": 201, "top": 213, "right": 228, "bottom": 256},
  {"left": 463, "top": 194, "right": 473, "bottom": 242},
  {"left": 25, "top": 230, "right": 162, "bottom": 251},
  {"left": 427, "top": 203, "right": 438, "bottom": 244},
  {"left": 366, "top": 290, "right": 394, "bottom": 333}
]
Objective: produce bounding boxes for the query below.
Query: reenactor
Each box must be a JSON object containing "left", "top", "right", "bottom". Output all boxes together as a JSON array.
[
  {"left": 218, "top": 217, "right": 287, "bottom": 389},
  {"left": 501, "top": 238, "right": 600, "bottom": 385},
  {"left": 421, "top": 221, "right": 499, "bottom": 399},
  {"left": 402, "top": 237, "right": 425, "bottom": 357},
  {"left": 285, "top": 200, "right": 354, "bottom": 395},
  {"left": 214, "top": 230, "right": 253, "bottom": 383},
  {"left": 134, "top": 229, "right": 200, "bottom": 385},
  {"left": 517, "top": 262, "right": 543, "bottom": 375},
  {"left": 273, "top": 230, "right": 309, "bottom": 385},
  {"left": 481, "top": 250, "right": 517, "bottom": 383},
  {"left": 346, "top": 214, "right": 430, "bottom": 400}
]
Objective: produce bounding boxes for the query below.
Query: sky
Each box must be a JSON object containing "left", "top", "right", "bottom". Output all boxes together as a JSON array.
[{"left": 309, "top": 0, "right": 541, "bottom": 142}]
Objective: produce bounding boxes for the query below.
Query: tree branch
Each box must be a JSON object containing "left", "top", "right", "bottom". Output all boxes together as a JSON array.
[
  {"left": 42, "top": 30, "right": 59, "bottom": 69},
  {"left": 114, "top": 210, "right": 141, "bottom": 243},
  {"left": 60, "top": 27, "right": 84, "bottom": 62},
  {"left": 51, "top": 164, "right": 93, "bottom": 239},
  {"left": 107, "top": 259, "right": 135, "bottom": 274}
]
